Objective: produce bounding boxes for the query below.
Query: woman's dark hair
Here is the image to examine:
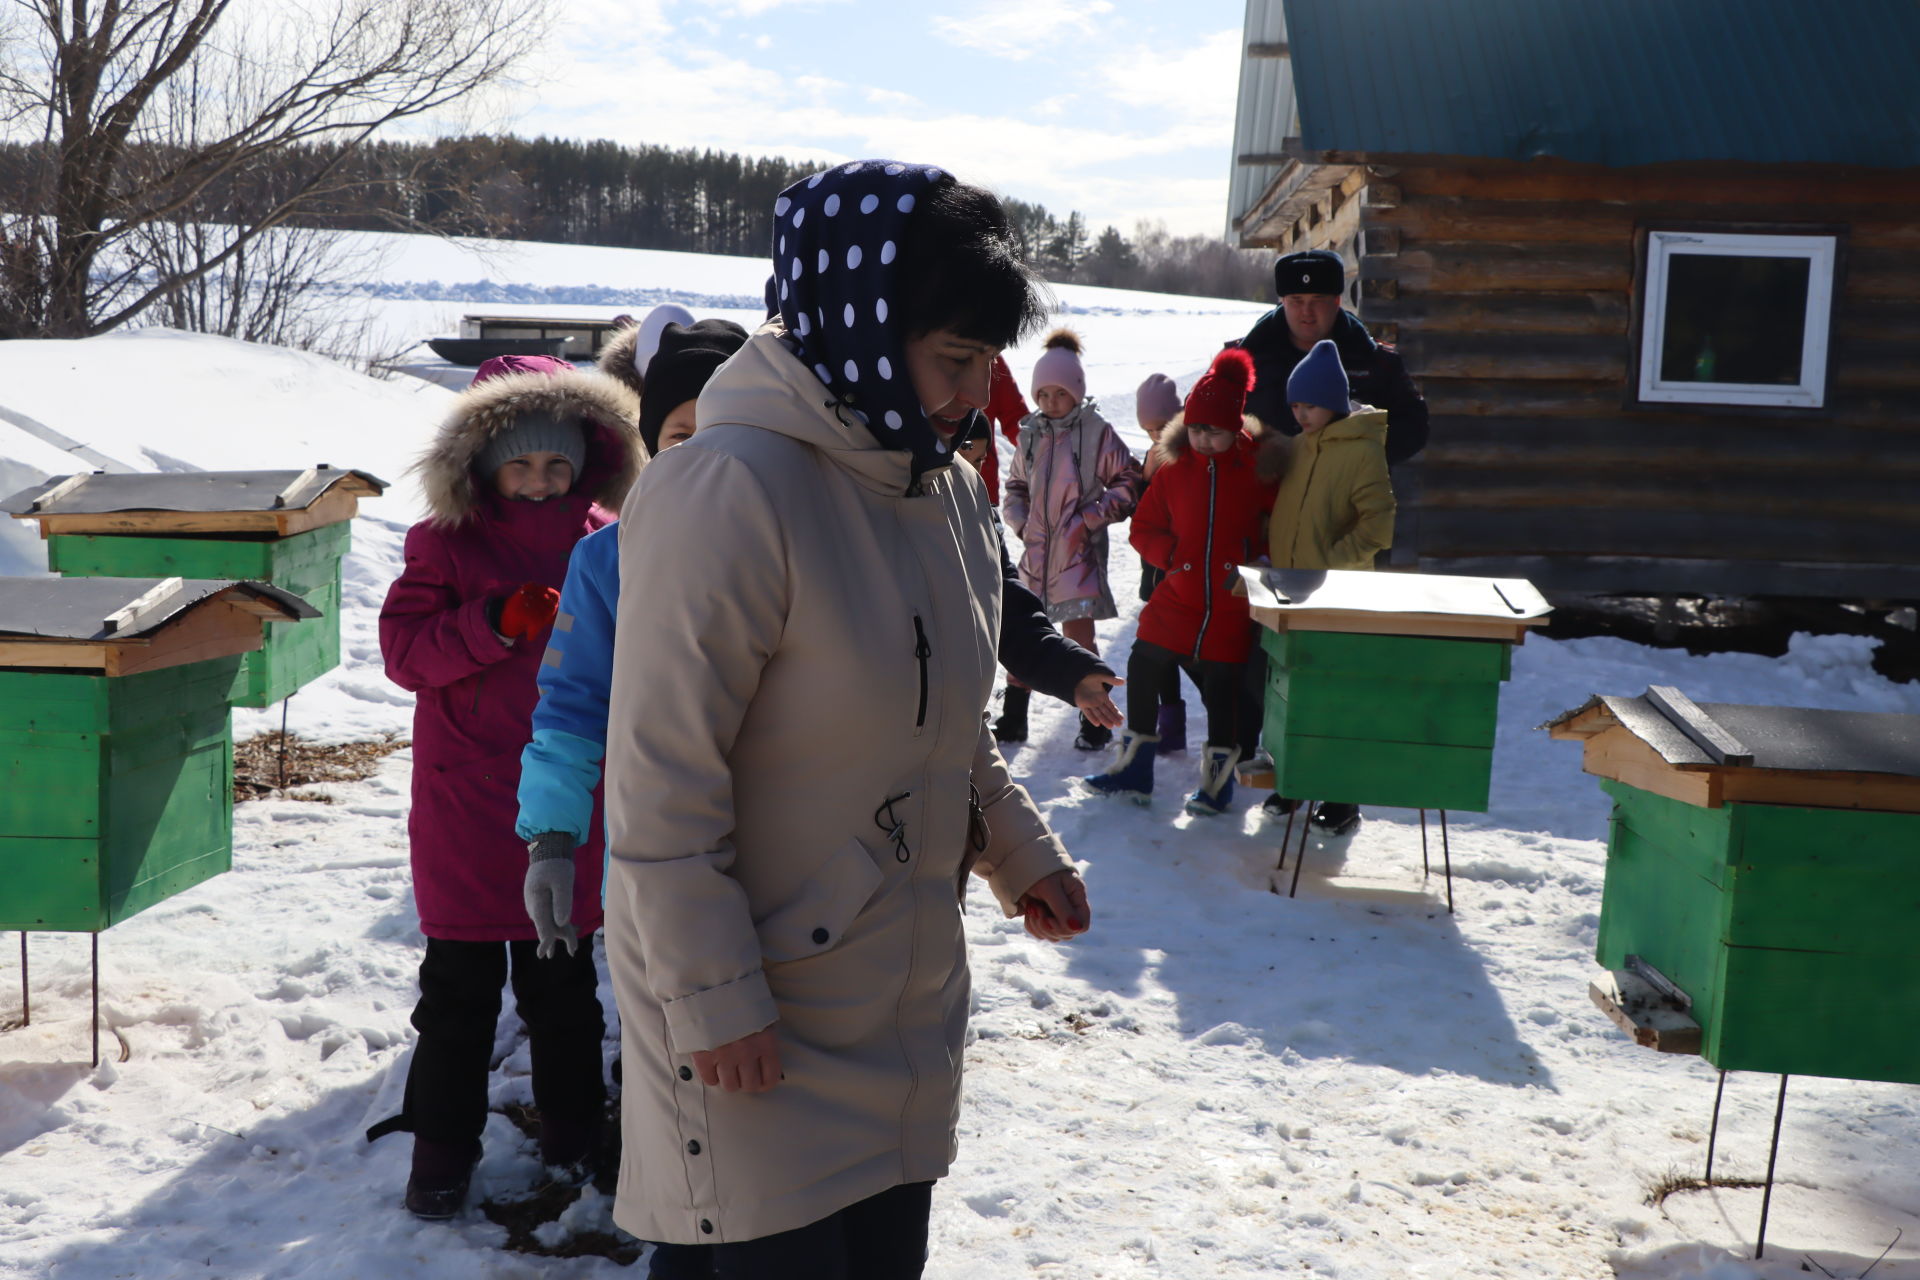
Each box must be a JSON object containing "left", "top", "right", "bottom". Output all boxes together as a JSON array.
[{"left": 896, "top": 177, "right": 1052, "bottom": 348}]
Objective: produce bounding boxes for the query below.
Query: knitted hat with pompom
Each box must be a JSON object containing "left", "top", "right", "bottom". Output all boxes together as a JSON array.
[
  {"left": 1183, "top": 348, "right": 1256, "bottom": 431},
  {"left": 1030, "top": 327, "right": 1086, "bottom": 403}
]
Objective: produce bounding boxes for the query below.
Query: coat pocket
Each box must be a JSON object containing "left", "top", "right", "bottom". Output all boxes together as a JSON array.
[{"left": 755, "top": 837, "right": 885, "bottom": 964}]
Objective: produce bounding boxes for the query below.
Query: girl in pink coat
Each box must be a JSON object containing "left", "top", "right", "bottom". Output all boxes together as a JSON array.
[
  {"left": 1002, "top": 328, "right": 1142, "bottom": 750},
  {"left": 371, "top": 354, "right": 642, "bottom": 1220}
]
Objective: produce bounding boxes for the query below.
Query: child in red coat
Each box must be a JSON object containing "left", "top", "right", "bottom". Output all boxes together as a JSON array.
[
  {"left": 1086, "top": 348, "right": 1276, "bottom": 815},
  {"left": 372, "top": 355, "right": 643, "bottom": 1219}
]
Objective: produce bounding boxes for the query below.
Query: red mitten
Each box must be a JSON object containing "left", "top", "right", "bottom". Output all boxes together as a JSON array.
[{"left": 498, "top": 582, "right": 560, "bottom": 638}]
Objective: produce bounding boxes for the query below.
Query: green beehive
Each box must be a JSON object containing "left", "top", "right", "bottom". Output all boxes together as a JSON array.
[
  {"left": 5, "top": 468, "right": 384, "bottom": 708},
  {"left": 0, "top": 577, "right": 319, "bottom": 932},
  {"left": 1241, "top": 567, "right": 1550, "bottom": 813},
  {"left": 1549, "top": 689, "right": 1920, "bottom": 1085}
]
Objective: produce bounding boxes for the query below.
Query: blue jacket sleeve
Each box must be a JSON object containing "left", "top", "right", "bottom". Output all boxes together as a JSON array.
[{"left": 516, "top": 524, "right": 620, "bottom": 843}]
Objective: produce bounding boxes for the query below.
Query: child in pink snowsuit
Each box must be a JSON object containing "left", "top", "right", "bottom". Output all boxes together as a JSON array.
[
  {"left": 372, "top": 354, "right": 642, "bottom": 1220},
  {"left": 1003, "top": 327, "right": 1142, "bottom": 750}
]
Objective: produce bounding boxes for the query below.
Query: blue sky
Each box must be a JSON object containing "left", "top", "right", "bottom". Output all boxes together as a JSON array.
[{"left": 476, "top": 0, "right": 1249, "bottom": 239}]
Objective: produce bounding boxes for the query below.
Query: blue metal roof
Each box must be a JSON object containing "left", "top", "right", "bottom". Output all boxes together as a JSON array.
[{"left": 1283, "top": 0, "right": 1920, "bottom": 168}]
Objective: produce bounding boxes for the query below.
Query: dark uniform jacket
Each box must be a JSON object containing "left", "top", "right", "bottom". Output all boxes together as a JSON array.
[{"left": 1234, "top": 308, "right": 1430, "bottom": 466}]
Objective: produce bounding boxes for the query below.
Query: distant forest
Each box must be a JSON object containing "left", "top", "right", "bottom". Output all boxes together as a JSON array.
[{"left": 0, "top": 134, "right": 1277, "bottom": 303}]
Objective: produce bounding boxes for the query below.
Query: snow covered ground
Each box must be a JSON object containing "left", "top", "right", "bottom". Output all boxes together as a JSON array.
[{"left": 4, "top": 240, "right": 1920, "bottom": 1279}]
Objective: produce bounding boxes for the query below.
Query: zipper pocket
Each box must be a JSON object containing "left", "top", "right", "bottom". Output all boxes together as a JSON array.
[{"left": 912, "top": 615, "right": 931, "bottom": 730}]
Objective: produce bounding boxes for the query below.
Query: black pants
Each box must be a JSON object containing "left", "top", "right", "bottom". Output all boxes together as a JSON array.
[
  {"left": 402, "top": 934, "right": 607, "bottom": 1145},
  {"left": 685, "top": 1182, "right": 935, "bottom": 1280},
  {"left": 1126, "top": 639, "right": 1252, "bottom": 756}
]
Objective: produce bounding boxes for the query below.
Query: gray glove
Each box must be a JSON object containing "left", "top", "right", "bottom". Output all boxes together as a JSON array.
[{"left": 524, "top": 832, "right": 578, "bottom": 960}]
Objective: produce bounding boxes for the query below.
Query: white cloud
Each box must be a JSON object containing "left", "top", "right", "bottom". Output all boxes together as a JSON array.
[
  {"left": 931, "top": 0, "right": 1115, "bottom": 61},
  {"left": 1101, "top": 28, "right": 1240, "bottom": 128}
]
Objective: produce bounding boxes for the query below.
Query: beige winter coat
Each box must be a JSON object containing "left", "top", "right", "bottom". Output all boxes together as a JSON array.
[{"left": 601, "top": 330, "right": 1074, "bottom": 1246}]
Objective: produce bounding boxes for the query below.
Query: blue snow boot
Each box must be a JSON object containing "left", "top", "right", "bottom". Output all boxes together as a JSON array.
[
  {"left": 1185, "top": 744, "right": 1242, "bottom": 817},
  {"left": 1084, "top": 729, "right": 1157, "bottom": 804}
]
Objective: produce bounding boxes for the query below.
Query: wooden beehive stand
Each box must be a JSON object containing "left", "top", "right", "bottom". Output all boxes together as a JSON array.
[
  {"left": 1547, "top": 689, "right": 1920, "bottom": 1259},
  {"left": 1236, "top": 567, "right": 1551, "bottom": 909},
  {"left": 4, "top": 466, "right": 385, "bottom": 708},
  {"left": 0, "top": 576, "right": 317, "bottom": 1066}
]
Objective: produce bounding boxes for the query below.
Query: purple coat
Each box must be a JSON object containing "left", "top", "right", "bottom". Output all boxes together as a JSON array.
[
  {"left": 1002, "top": 404, "right": 1142, "bottom": 624},
  {"left": 380, "top": 364, "right": 642, "bottom": 941}
]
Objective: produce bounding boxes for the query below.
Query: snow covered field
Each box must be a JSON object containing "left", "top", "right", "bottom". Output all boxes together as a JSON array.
[{"left": 4, "top": 239, "right": 1920, "bottom": 1279}]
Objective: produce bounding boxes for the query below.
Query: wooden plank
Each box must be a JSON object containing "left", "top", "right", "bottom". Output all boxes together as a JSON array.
[
  {"left": 1268, "top": 731, "right": 1493, "bottom": 812},
  {"left": 1252, "top": 606, "right": 1535, "bottom": 643},
  {"left": 0, "top": 639, "right": 115, "bottom": 670},
  {"left": 28, "top": 485, "right": 360, "bottom": 537},
  {"left": 1417, "top": 508, "right": 1920, "bottom": 563},
  {"left": 1417, "top": 553, "right": 1920, "bottom": 601},
  {"left": 1396, "top": 164, "right": 1920, "bottom": 210},
  {"left": 1272, "top": 668, "right": 1502, "bottom": 749},
  {"left": 1361, "top": 290, "right": 1630, "bottom": 336},
  {"left": 24, "top": 472, "right": 95, "bottom": 513},
  {"left": 1580, "top": 727, "right": 1720, "bottom": 807},
  {"left": 1589, "top": 971, "right": 1703, "bottom": 1055},
  {"left": 1421, "top": 414, "right": 1920, "bottom": 470},
  {"left": 102, "top": 576, "right": 186, "bottom": 636},
  {"left": 1390, "top": 329, "right": 1628, "bottom": 381},
  {"left": 1725, "top": 804, "right": 1920, "bottom": 954},
  {"left": 103, "top": 601, "right": 264, "bottom": 678},
  {"left": 276, "top": 487, "right": 359, "bottom": 536},
  {"left": 1261, "top": 626, "right": 1512, "bottom": 684},
  {"left": 1418, "top": 471, "right": 1920, "bottom": 522},
  {"left": 1716, "top": 768, "right": 1920, "bottom": 816},
  {"left": 1364, "top": 197, "right": 1920, "bottom": 249},
  {"left": 1645, "top": 686, "right": 1754, "bottom": 766},
  {"left": 0, "top": 835, "right": 105, "bottom": 931},
  {"left": 1362, "top": 243, "right": 1632, "bottom": 294},
  {"left": 1714, "top": 944, "right": 1920, "bottom": 1084}
]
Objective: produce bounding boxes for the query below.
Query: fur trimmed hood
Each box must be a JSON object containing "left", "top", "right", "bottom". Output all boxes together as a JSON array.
[
  {"left": 1151, "top": 411, "right": 1287, "bottom": 482},
  {"left": 414, "top": 368, "right": 644, "bottom": 526},
  {"left": 596, "top": 325, "right": 646, "bottom": 400}
]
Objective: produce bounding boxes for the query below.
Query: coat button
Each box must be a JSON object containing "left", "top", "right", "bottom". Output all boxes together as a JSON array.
[
  {"left": 678, "top": 1065, "right": 693, "bottom": 1081},
  {"left": 700, "top": 1219, "right": 714, "bottom": 1235},
  {"left": 811, "top": 927, "right": 830, "bottom": 945},
  {"left": 687, "top": 1140, "right": 702, "bottom": 1155}
]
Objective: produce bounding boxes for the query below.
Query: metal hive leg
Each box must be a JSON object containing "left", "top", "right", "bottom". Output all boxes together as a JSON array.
[
  {"left": 1705, "top": 1068, "right": 1729, "bottom": 1181},
  {"left": 1440, "top": 810, "right": 1454, "bottom": 914},
  {"left": 1755, "top": 1075, "right": 1789, "bottom": 1260},
  {"left": 1287, "top": 803, "right": 1313, "bottom": 898},
  {"left": 91, "top": 934, "right": 100, "bottom": 1070},
  {"left": 1420, "top": 809, "right": 1431, "bottom": 878}
]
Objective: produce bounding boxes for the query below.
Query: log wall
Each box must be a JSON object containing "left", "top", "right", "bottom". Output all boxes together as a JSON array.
[{"left": 1358, "top": 163, "right": 1920, "bottom": 598}]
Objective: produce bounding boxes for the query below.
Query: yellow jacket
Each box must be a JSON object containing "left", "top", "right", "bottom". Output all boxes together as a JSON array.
[{"left": 1267, "top": 406, "right": 1396, "bottom": 570}]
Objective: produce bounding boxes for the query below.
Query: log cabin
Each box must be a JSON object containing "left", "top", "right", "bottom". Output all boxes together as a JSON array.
[{"left": 1228, "top": 0, "right": 1920, "bottom": 601}]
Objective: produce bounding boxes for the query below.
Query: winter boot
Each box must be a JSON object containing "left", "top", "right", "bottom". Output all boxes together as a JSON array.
[
  {"left": 1083, "top": 729, "right": 1156, "bottom": 803},
  {"left": 1310, "top": 801, "right": 1362, "bottom": 837},
  {"left": 1074, "top": 713, "right": 1112, "bottom": 751},
  {"left": 1185, "top": 744, "right": 1242, "bottom": 817},
  {"left": 1154, "top": 700, "right": 1187, "bottom": 754},
  {"left": 405, "top": 1136, "right": 480, "bottom": 1221},
  {"left": 1260, "top": 793, "right": 1300, "bottom": 821},
  {"left": 993, "top": 686, "right": 1030, "bottom": 743},
  {"left": 538, "top": 1111, "right": 600, "bottom": 1186}
]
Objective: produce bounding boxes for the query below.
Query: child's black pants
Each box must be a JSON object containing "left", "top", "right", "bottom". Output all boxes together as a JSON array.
[
  {"left": 1126, "top": 639, "right": 1253, "bottom": 755},
  {"left": 403, "top": 933, "right": 607, "bottom": 1145}
]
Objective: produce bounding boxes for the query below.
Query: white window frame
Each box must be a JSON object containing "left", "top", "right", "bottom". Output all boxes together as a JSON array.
[{"left": 1638, "top": 230, "right": 1837, "bottom": 409}]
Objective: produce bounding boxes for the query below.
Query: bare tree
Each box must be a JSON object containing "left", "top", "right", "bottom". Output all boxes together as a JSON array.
[{"left": 0, "top": 0, "right": 547, "bottom": 339}]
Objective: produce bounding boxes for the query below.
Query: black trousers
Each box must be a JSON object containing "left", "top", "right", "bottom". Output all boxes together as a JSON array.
[
  {"left": 673, "top": 1182, "right": 933, "bottom": 1280},
  {"left": 1126, "top": 639, "right": 1253, "bottom": 756},
  {"left": 402, "top": 934, "right": 607, "bottom": 1145}
]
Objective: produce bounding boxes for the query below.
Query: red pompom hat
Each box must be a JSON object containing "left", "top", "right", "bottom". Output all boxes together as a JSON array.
[{"left": 1183, "top": 347, "right": 1257, "bottom": 431}]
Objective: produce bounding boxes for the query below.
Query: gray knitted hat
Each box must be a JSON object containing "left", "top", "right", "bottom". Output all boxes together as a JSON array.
[{"left": 476, "top": 412, "right": 588, "bottom": 479}]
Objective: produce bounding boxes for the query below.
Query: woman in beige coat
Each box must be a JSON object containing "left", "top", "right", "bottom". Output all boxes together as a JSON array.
[{"left": 602, "top": 163, "right": 1092, "bottom": 1280}]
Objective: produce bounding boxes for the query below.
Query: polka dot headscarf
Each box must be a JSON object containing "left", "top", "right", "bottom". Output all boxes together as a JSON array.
[{"left": 773, "top": 160, "right": 951, "bottom": 487}]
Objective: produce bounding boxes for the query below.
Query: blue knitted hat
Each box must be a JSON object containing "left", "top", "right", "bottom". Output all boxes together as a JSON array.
[
  {"left": 1286, "top": 339, "right": 1350, "bottom": 416},
  {"left": 771, "top": 159, "right": 953, "bottom": 485}
]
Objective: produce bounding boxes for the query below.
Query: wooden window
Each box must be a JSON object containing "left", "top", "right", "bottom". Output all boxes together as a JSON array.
[{"left": 1636, "top": 230, "right": 1838, "bottom": 409}]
